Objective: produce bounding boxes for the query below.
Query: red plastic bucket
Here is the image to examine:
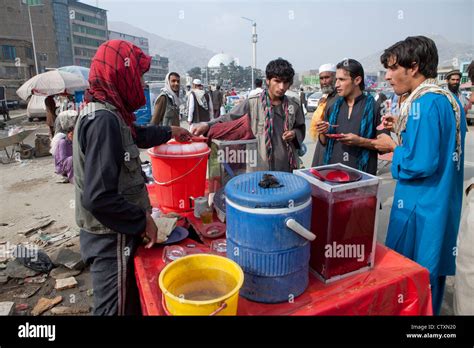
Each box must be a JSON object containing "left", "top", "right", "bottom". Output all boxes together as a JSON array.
[{"left": 148, "top": 140, "right": 211, "bottom": 213}]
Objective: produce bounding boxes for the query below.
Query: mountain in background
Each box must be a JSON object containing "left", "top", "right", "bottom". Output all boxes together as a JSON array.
[
  {"left": 109, "top": 22, "right": 473, "bottom": 77},
  {"left": 360, "top": 35, "right": 474, "bottom": 73},
  {"left": 108, "top": 21, "right": 216, "bottom": 75}
]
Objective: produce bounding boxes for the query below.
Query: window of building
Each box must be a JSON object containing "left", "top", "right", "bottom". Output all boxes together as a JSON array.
[
  {"left": 72, "top": 24, "right": 106, "bottom": 37},
  {"left": 1, "top": 45, "right": 16, "bottom": 61},
  {"left": 74, "top": 47, "right": 97, "bottom": 58},
  {"left": 25, "top": 47, "right": 33, "bottom": 59},
  {"left": 73, "top": 35, "right": 105, "bottom": 47},
  {"left": 72, "top": 11, "right": 105, "bottom": 26}
]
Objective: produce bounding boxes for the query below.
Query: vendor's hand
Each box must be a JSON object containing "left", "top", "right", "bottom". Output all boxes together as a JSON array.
[
  {"left": 372, "top": 134, "right": 396, "bottom": 153},
  {"left": 171, "top": 126, "right": 191, "bottom": 143},
  {"left": 316, "top": 121, "right": 329, "bottom": 134},
  {"left": 282, "top": 130, "right": 295, "bottom": 142},
  {"left": 191, "top": 122, "right": 210, "bottom": 136},
  {"left": 338, "top": 133, "right": 361, "bottom": 146},
  {"left": 142, "top": 212, "right": 157, "bottom": 249},
  {"left": 381, "top": 115, "right": 398, "bottom": 132}
]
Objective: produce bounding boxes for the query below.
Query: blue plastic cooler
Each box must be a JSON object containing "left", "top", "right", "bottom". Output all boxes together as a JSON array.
[{"left": 225, "top": 171, "right": 314, "bottom": 303}]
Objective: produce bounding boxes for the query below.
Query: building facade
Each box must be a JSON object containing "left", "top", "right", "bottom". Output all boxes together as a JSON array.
[
  {"left": 108, "top": 30, "right": 170, "bottom": 82},
  {"left": 206, "top": 53, "right": 238, "bottom": 86},
  {"left": 0, "top": 0, "right": 60, "bottom": 73},
  {"left": 108, "top": 30, "right": 149, "bottom": 55},
  {"left": 460, "top": 61, "right": 472, "bottom": 84},
  {"left": 68, "top": 0, "right": 108, "bottom": 67},
  {"left": 0, "top": 0, "right": 108, "bottom": 101},
  {"left": 299, "top": 70, "right": 320, "bottom": 88},
  {"left": 437, "top": 66, "right": 455, "bottom": 86},
  {"left": 53, "top": 0, "right": 74, "bottom": 67},
  {"left": 0, "top": 39, "right": 36, "bottom": 101},
  {"left": 0, "top": 0, "right": 60, "bottom": 100},
  {"left": 146, "top": 54, "right": 169, "bottom": 82}
]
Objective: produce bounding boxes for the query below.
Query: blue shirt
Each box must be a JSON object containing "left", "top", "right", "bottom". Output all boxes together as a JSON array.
[{"left": 386, "top": 92, "right": 467, "bottom": 277}]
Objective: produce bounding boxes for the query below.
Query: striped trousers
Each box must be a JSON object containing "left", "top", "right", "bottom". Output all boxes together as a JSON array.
[{"left": 80, "top": 230, "right": 141, "bottom": 316}]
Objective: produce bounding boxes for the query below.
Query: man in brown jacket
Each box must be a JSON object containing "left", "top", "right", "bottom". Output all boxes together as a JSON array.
[{"left": 150, "top": 72, "right": 181, "bottom": 126}]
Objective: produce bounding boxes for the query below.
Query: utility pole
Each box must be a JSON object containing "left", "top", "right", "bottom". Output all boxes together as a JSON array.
[
  {"left": 241, "top": 17, "right": 257, "bottom": 89},
  {"left": 25, "top": 0, "right": 44, "bottom": 75}
]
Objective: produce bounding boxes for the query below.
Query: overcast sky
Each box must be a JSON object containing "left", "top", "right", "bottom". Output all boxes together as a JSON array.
[{"left": 82, "top": 0, "right": 473, "bottom": 71}]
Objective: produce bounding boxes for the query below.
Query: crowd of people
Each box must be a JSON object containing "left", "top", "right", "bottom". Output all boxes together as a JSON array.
[{"left": 35, "top": 34, "right": 474, "bottom": 316}]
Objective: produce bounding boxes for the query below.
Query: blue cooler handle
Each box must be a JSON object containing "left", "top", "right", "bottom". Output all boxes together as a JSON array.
[{"left": 285, "top": 219, "right": 316, "bottom": 241}]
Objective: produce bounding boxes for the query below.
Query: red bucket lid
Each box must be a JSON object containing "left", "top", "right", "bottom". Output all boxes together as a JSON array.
[{"left": 148, "top": 140, "right": 210, "bottom": 158}]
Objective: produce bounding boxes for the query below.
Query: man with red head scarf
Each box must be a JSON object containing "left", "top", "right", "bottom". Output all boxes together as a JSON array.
[{"left": 73, "top": 40, "right": 190, "bottom": 315}]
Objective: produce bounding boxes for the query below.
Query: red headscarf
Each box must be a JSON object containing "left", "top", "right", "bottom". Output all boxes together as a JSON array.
[{"left": 86, "top": 40, "right": 151, "bottom": 136}]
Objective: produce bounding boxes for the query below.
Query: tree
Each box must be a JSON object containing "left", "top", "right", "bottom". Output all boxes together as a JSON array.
[
  {"left": 218, "top": 63, "right": 230, "bottom": 86},
  {"left": 207, "top": 64, "right": 265, "bottom": 90},
  {"left": 187, "top": 67, "right": 202, "bottom": 80}
]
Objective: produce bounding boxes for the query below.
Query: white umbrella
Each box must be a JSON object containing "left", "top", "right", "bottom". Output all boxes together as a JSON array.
[
  {"left": 57, "top": 65, "right": 90, "bottom": 80},
  {"left": 16, "top": 70, "right": 89, "bottom": 101}
]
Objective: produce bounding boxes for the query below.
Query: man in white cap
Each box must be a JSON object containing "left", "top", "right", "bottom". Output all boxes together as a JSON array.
[
  {"left": 312, "top": 59, "right": 386, "bottom": 175},
  {"left": 187, "top": 78, "right": 213, "bottom": 126},
  {"left": 310, "top": 63, "right": 338, "bottom": 166}
]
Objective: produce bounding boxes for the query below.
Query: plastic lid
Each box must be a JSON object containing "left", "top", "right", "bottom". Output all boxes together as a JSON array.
[
  {"left": 224, "top": 171, "right": 311, "bottom": 209},
  {"left": 148, "top": 140, "right": 210, "bottom": 158}
]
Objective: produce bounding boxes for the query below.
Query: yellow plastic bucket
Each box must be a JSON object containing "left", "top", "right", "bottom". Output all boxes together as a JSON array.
[{"left": 158, "top": 254, "right": 244, "bottom": 316}]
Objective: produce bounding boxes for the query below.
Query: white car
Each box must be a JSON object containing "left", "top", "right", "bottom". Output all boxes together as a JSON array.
[{"left": 307, "top": 92, "right": 322, "bottom": 112}]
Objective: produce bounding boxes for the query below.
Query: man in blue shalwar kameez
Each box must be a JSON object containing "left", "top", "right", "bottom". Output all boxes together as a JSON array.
[{"left": 372, "top": 36, "right": 467, "bottom": 315}]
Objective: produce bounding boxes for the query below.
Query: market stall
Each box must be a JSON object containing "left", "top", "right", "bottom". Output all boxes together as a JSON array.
[
  {"left": 139, "top": 183, "right": 433, "bottom": 316},
  {"left": 135, "top": 240, "right": 433, "bottom": 315},
  {"left": 139, "top": 139, "right": 433, "bottom": 316}
]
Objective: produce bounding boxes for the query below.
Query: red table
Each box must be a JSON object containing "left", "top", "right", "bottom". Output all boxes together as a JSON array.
[{"left": 134, "top": 241, "right": 433, "bottom": 316}]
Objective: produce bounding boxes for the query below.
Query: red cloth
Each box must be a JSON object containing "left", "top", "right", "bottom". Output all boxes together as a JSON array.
[
  {"left": 207, "top": 114, "right": 255, "bottom": 142},
  {"left": 85, "top": 40, "right": 151, "bottom": 136},
  {"left": 135, "top": 242, "right": 433, "bottom": 316}
]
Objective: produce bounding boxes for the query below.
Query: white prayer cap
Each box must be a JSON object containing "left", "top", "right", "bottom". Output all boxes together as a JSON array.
[
  {"left": 192, "top": 79, "right": 202, "bottom": 85},
  {"left": 318, "top": 63, "right": 336, "bottom": 74}
]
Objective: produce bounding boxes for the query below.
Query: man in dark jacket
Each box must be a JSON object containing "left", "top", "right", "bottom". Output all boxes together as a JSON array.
[
  {"left": 211, "top": 85, "right": 224, "bottom": 118},
  {"left": 187, "top": 79, "right": 213, "bottom": 125},
  {"left": 73, "top": 40, "right": 190, "bottom": 316}
]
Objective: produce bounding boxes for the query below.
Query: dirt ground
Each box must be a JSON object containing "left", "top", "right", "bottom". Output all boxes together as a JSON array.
[{"left": 0, "top": 115, "right": 93, "bottom": 315}]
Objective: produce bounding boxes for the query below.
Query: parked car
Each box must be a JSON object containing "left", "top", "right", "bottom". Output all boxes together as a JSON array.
[
  {"left": 307, "top": 92, "right": 322, "bottom": 112},
  {"left": 6, "top": 100, "right": 19, "bottom": 109}
]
